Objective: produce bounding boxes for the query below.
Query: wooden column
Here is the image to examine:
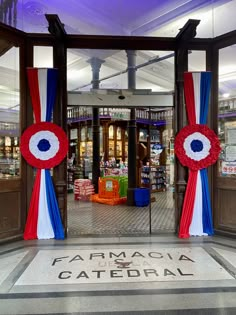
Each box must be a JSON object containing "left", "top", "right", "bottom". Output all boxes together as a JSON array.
[
  {"left": 174, "top": 19, "right": 200, "bottom": 229},
  {"left": 46, "top": 14, "right": 68, "bottom": 234},
  {"left": 24, "top": 38, "right": 34, "bottom": 221}
]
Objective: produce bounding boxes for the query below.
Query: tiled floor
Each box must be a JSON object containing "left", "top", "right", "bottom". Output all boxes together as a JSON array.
[
  {"left": 68, "top": 191, "right": 176, "bottom": 236},
  {"left": 0, "top": 235, "right": 236, "bottom": 314}
]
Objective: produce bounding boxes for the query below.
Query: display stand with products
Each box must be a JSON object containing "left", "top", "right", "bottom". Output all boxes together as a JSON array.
[
  {"left": 0, "top": 135, "right": 20, "bottom": 177},
  {"left": 91, "top": 176, "right": 128, "bottom": 205},
  {"left": 141, "top": 165, "right": 167, "bottom": 192},
  {"left": 67, "top": 167, "right": 74, "bottom": 193}
]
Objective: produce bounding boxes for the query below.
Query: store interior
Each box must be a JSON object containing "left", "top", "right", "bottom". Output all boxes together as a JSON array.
[{"left": 66, "top": 105, "right": 175, "bottom": 236}]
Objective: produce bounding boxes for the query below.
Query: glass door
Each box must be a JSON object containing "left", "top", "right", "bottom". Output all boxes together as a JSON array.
[{"left": 148, "top": 107, "right": 176, "bottom": 233}]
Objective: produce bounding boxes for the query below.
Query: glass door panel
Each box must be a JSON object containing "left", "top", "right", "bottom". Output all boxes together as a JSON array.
[{"left": 149, "top": 107, "right": 176, "bottom": 233}]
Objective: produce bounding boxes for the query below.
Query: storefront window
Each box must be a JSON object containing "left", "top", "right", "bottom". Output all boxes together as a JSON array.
[
  {"left": 0, "top": 46, "right": 20, "bottom": 179},
  {"left": 34, "top": 46, "right": 53, "bottom": 68},
  {"left": 218, "top": 47, "right": 236, "bottom": 177},
  {"left": 188, "top": 51, "right": 206, "bottom": 72}
]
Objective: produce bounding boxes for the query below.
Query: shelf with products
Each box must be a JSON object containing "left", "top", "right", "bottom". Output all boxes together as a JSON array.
[
  {"left": 108, "top": 139, "right": 114, "bottom": 157},
  {"left": 0, "top": 136, "right": 20, "bottom": 177},
  {"left": 80, "top": 140, "right": 92, "bottom": 159},
  {"left": 67, "top": 167, "right": 75, "bottom": 192},
  {"left": 141, "top": 165, "right": 167, "bottom": 192},
  {"left": 116, "top": 140, "right": 122, "bottom": 156},
  {"left": 107, "top": 124, "right": 127, "bottom": 161}
]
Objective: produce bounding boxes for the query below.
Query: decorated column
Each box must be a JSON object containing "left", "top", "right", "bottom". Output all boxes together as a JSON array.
[
  {"left": 20, "top": 68, "right": 68, "bottom": 240},
  {"left": 174, "top": 72, "right": 221, "bottom": 238}
]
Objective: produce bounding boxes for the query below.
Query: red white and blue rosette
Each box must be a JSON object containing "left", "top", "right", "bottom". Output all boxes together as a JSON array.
[
  {"left": 175, "top": 124, "right": 220, "bottom": 171},
  {"left": 20, "top": 68, "right": 68, "bottom": 240},
  {"left": 175, "top": 72, "right": 221, "bottom": 238},
  {"left": 20, "top": 122, "right": 68, "bottom": 169}
]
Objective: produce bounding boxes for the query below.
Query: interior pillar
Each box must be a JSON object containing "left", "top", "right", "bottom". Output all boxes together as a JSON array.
[
  {"left": 126, "top": 50, "right": 137, "bottom": 206},
  {"left": 87, "top": 57, "right": 104, "bottom": 193}
]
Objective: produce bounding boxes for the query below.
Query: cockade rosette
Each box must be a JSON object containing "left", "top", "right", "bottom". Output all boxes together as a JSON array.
[
  {"left": 174, "top": 124, "right": 221, "bottom": 171},
  {"left": 20, "top": 122, "right": 68, "bottom": 169}
]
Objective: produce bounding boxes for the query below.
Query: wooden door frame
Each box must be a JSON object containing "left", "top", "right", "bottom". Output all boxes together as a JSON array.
[{"left": 2, "top": 17, "right": 236, "bottom": 241}]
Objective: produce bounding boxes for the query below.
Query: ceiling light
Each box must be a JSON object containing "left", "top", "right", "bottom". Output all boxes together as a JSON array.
[{"left": 223, "top": 93, "right": 230, "bottom": 98}]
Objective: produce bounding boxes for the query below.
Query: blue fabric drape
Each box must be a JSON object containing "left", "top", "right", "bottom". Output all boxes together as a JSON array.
[
  {"left": 199, "top": 71, "right": 214, "bottom": 235},
  {"left": 45, "top": 169, "right": 65, "bottom": 239},
  {"left": 200, "top": 72, "right": 212, "bottom": 125},
  {"left": 200, "top": 168, "right": 214, "bottom": 235},
  {"left": 46, "top": 69, "right": 58, "bottom": 122}
]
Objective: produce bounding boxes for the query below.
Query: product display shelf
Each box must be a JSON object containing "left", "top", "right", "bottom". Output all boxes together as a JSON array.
[
  {"left": 141, "top": 165, "right": 167, "bottom": 192},
  {"left": 67, "top": 167, "right": 75, "bottom": 193}
]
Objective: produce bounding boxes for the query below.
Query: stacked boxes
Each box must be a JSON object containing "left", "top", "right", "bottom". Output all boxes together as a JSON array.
[{"left": 74, "top": 179, "right": 94, "bottom": 201}]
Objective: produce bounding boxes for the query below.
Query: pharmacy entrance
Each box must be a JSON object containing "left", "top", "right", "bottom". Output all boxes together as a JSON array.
[{"left": 67, "top": 104, "right": 176, "bottom": 236}]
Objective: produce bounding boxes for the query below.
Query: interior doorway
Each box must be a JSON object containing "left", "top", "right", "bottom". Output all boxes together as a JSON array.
[{"left": 66, "top": 106, "right": 176, "bottom": 236}]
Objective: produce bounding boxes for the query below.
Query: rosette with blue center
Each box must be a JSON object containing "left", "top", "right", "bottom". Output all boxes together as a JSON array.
[
  {"left": 174, "top": 124, "right": 221, "bottom": 171},
  {"left": 20, "top": 122, "right": 68, "bottom": 169}
]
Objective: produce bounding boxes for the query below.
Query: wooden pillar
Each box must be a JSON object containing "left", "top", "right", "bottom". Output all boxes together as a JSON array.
[
  {"left": 206, "top": 42, "right": 219, "bottom": 227},
  {"left": 23, "top": 38, "right": 34, "bottom": 222},
  {"left": 46, "top": 14, "right": 68, "bottom": 234},
  {"left": 175, "top": 48, "right": 188, "bottom": 226},
  {"left": 174, "top": 19, "right": 200, "bottom": 229}
]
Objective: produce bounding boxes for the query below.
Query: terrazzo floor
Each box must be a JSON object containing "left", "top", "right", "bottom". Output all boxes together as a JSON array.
[
  {"left": 67, "top": 191, "right": 175, "bottom": 236},
  {"left": 0, "top": 235, "right": 236, "bottom": 314}
]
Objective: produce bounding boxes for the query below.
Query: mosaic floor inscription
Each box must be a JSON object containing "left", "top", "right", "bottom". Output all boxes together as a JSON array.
[{"left": 15, "top": 247, "right": 233, "bottom": 285}]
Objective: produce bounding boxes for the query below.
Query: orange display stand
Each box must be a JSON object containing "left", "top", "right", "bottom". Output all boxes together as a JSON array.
[
  {"left": 91, "top": 177, "right": 127, "bottom": 205},
  {"left": 98, "top": 177, "right": 120, "bottom": 199},
  {"left": 91, "top": 194, "right": 127, "bottom": 205}
]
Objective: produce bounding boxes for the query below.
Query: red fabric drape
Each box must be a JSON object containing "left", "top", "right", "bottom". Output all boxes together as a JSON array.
[
  {"left": 27, "top": 69, "right": 41, "bottom": 123},
  {"left": 178, "top": 170, "right": 198, "bottom": 238},
  {"left": 184, "top": 72, "right": 196, "bottom": 125},
  {"left": 23, "top": 169, "right": 41, "bottom": 240}
]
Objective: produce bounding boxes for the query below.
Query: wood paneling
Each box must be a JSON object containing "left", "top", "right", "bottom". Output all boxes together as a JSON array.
[
  {"left": 214, "top": 177, "right": 236, "bottom": 234},
  {"left": 0, "top": 179, "right": 23, "bottom": 242},
  {"left": 216, "top": 188, "right": 236, "bottom": 230},
  {"left": 0, "top": 191, "right": 20, "bottom": 232}
]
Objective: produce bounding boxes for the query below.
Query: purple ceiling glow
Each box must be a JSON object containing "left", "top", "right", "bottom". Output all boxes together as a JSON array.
[{"left": 13, "top": 0, "right": 231, "bottom": 35}]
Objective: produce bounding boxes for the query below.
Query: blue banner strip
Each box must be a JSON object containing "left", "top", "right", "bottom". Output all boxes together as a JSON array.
[
  {"left": 45, "top": 169, "right": 65, "bottom": 239},
  {"left": 200, "top": 72, "right": 212, "bottom": 124},
  {"left": 46, "top": 69, "right": 58, "bottom": 122},
  {"left": 200, "top": 168, "right": 214, "bottom": 235}
]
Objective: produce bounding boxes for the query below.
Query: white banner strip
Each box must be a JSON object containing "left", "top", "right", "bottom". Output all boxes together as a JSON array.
[
  {"left": 37, "top": 169, "right": 54, "bottom": 239},
  {"left": 38, "top": 69, "right": 48, "bottom": 122},
  {"left": 192, "top": 73, "right": 201, "bottom": 124}
]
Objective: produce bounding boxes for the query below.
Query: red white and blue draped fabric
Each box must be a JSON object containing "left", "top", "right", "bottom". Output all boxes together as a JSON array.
[
  {"left": 20, "top": 68, "right": 68, "bottom": 240},
  {"left": 175, "top": 72, "right": 221, "bottom": 238}
]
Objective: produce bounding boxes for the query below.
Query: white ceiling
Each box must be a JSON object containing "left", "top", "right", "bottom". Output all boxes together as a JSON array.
[{"left": 1, "top": 0, "right": 236, "bottom": 111}]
